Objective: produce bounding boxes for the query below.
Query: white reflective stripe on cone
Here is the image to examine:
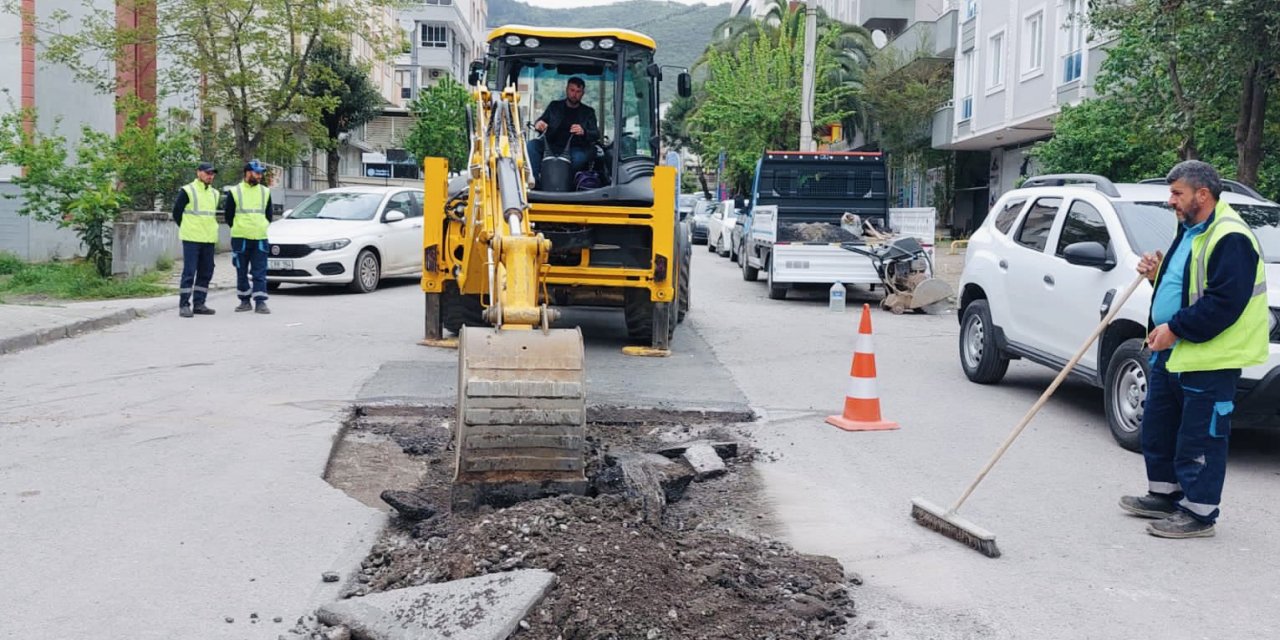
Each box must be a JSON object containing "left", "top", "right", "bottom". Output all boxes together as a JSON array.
[
  {"left": 855, "top": 333, "right": 875, "bottom": 355},
  {"left": 845, "top": 375, "right": 879, "bottom": 400},
  {"left": 1179, "top": 498, "right": 1217, "bottom": 517},
  {"left": 1149, "top": 481, "right": 1181, "bottom": 494}
]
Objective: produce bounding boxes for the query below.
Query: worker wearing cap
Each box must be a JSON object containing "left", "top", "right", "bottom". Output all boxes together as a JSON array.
[
  {"left": 171, "top": 162, "right": 221, "bottom": 318},
  {"left": 225, "top": 159, "right": 275, "bottom": 314}
]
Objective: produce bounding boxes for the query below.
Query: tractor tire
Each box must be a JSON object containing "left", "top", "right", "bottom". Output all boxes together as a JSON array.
[
  {"left": 442, "top": 280, "right": 486, "bottom": 335},
  {"left": 625, "top": 288, "right": 675, "bottom": 345}
]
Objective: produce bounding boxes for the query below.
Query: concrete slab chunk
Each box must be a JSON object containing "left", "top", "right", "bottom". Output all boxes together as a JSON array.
[
  {"left": 316, "top": 570, "right": 556, "bottom": 640},
  {"left": 655, "top": 440, "right": 739, "bottom": 460},
  {"left": 682, "top": 444, "right": 727, "bottom": 481}
]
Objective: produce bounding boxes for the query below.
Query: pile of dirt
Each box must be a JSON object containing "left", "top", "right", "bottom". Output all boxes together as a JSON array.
[
  {"left": 359, "top": 494, "right": 854, "bottom": 639},
  {"left": 317, "top": 415, "right": 859, "bottom": 639}
]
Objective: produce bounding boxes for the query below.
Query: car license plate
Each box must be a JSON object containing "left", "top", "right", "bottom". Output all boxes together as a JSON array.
[{"left": 268, "top": 259, "right": 293, "bottom": 270}]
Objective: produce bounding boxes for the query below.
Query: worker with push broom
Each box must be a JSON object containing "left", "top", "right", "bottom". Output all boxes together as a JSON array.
[{"left": 1119, "top": 160, "right": 1270, "bottom": 539}]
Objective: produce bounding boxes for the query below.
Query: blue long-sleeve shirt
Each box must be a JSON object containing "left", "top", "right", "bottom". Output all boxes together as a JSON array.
[{"left": 1149, "top": 207, "right": 1261, "bottom": 344}]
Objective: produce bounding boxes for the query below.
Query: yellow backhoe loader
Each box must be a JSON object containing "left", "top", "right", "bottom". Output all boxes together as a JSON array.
[{"left": 419, "top": 26, "right": 693, "bottom": 509}]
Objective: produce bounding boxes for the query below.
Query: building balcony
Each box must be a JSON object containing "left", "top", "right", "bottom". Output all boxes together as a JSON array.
[
  {"left": 883, "top": 9, "right": 958, "bottom": 64},
  {"left": 859, "top": 0, "right": 915, "bottom": 35},
  {"left": 932, "top": 101, "right": 954, "bottom": 149}
]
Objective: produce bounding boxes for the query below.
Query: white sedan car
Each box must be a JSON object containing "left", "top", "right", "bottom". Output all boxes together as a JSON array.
[
  {"left": 706, "top": 199, "right": 740, "bottom": 257},
  {"left": 267, "top": 186, "right": 425, "bottom": 293}
]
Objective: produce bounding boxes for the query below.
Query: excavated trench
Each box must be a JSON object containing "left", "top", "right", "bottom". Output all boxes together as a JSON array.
[{"left": 312, "top": 403, "right": 875, "bottom": 640}]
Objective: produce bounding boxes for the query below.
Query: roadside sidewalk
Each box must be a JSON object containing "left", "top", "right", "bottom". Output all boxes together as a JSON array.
[{"left": 0, "top": 252, "right": 238, "bottom": 356}]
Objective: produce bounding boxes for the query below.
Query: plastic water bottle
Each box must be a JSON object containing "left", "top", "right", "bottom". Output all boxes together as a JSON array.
[{"left": 829, "top": 281, "right": 846, "bottom": 312}]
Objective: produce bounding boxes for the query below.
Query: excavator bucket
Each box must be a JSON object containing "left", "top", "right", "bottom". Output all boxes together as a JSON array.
[{"left": 452, "top": 325, "right": 588, "bottom": 510}]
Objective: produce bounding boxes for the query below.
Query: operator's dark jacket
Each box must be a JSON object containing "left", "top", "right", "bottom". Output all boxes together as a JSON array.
[
  {"left": 536, "top": 100, "right": 599, "bottom": 151},
  {"left": 171, "top": 189, "right": 274, "bottom": 229},
  {"left": 1147, "top": 207, "right": 1261, "bottom": 344}
]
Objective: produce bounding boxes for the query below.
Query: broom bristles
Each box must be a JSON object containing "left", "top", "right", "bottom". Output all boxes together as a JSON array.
[{"left": 910, "top": 498, "right": 1001, "bottom": 559}]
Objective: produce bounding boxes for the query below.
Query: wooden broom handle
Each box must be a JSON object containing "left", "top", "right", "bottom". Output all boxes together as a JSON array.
[{"left": 949, "top": 274, "right": 1147, "bottom": 513}]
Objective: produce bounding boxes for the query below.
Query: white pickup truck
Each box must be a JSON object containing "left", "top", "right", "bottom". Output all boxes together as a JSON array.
[{"left": 738, "top": 151, "right": 921, "bottom": 300}]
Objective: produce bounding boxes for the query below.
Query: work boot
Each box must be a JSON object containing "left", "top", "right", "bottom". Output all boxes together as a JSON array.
[
  {"left": 1147, "top": 511, "right": 1215, "bottom": 539},
  {"left": 1119, "top": 494, "right": 1178, "bottom": 519},
  {"left": 192, "top": 304, "right": 216, "bottom": 315},
  {"left": 255, "top": 302, "right": 271, "bottom": 315},
  {"left": 179, "top": 305, "right": 194, "bottom": 318},
  {"left": 235, "top": 300, "right": 253, "bottom": 312}
]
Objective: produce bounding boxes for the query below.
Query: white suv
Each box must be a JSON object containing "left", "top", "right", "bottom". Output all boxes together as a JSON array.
[{"left": 957, "top": 174, "right": 1280, "bottom": 450}]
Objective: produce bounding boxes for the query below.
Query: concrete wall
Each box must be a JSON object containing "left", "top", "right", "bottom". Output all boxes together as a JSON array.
[
  {"left": 111, "top": 211, "right": 179, "bottom": 276},
  {"left": 0, "top": 184, "right": 85, "bottom": 261}
]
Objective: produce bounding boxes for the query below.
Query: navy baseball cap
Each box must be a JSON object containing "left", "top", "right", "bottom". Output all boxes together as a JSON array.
[{"left": 197, "top": 162, "right": 218, "bottom": 173}]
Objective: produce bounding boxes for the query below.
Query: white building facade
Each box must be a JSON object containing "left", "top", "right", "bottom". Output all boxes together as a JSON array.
[{"left": 935, "top": 0, "right": 1107, "bottom": 203}]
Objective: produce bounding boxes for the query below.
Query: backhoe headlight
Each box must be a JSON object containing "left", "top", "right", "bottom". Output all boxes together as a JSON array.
[
  {"left": 308, "top": 239, "right": 351, "bottom": 251},
  {"left": 524, "top": 37, "right": 540, "bottom": 48},
  {"left": 505, "top": 35, "right": 522, "bottom": 46},
  {"left": 579, "top": 40, "right": 595, "bottom": 50},
  {"left": 599, "top": 38, "right": 615, "bottom": 49}
]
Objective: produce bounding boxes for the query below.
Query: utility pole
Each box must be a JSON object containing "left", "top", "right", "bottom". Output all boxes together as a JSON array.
[{"left": 798, "top": 0, "right": 818, "bottom": 152}]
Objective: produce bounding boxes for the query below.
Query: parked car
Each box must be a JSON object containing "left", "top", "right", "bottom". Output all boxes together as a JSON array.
[
  {"left": 957, "top": 174, "right": 1280, "bottom": 451},
  {"left": 707, "top": 199, "right": 740, "bottom": 257},
  {"left": 267, "top": 186, "right": 426, "bottom": 294},
  {"left": 688, "top": 197, "right": 716, "bottom": 244}
]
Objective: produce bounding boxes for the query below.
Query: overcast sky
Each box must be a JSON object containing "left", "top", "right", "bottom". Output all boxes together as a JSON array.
[{"left": 522, "top": 0, "right": 730, "bottom": 10}]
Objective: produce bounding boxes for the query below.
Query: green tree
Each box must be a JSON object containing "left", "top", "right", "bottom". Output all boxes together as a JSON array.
[
  {"left": 1031, "top": 99, "right": 1179, "bottom": 183},
  {"left": 1089, "top": 0, "right": 1280, "bottom": 186},
  {"left": 0, "top": 111, "right": 129, "bottom": 277},
  {"left": 37, "top": 0, "right": 396, "bottom": 162},
  {"left": 114, "top": 98, "right": 200, "bottom": 210},
  {"left": 403, "top": 78, "right": 471, "bottom": 173},
  {"left": 698, "top": 0, "right": 873, "bottom": 143},
  {"left": 307, "top": 38, "right": 385, "bottom": 188},
  {"left": 688, "top": 16, "right": 856, "bottom": 193}
]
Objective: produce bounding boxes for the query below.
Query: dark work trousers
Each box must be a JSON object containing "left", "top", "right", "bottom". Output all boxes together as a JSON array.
[
  {"left": 527, "top": 137, "right": 590, "bottom": 183},
  {"left": 231, "top": 238, "right": 269, "bottom": 303},
  {"left": 179, "top": 241, "right": 216, "bottom": 307},
  {"left": 1141, "top": 350, "right": 1240, "bottom": 524}
]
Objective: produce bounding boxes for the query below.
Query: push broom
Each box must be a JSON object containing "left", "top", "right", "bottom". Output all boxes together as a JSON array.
[{"left": 911, "top": 273, "right": 1147, "bottom": 558}]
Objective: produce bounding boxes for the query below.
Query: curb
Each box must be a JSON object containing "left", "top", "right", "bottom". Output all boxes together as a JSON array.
[{"left": 0, "top": 307, "right": 155, "bottom": 356}]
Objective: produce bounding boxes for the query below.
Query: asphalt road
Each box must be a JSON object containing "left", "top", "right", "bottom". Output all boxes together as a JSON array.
[
  {"left": 3, "top": 247, "right": 1279, "bottom": 639},
  {"left": 686, "top": 246, "right": 1280, "bottom": 639}
]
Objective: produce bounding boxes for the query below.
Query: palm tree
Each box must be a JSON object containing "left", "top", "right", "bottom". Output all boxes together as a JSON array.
[{"left": 694, "top": 0, "right": 874, "bottom": 143}]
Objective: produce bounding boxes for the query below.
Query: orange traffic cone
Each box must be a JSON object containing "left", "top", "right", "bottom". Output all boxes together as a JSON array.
[{"left": 826, "top": 304, "right": 899, "bottom": 432}]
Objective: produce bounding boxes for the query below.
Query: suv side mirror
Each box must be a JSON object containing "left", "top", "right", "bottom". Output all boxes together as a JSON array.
[
  {"left": 1062, "top": 241, "right": 1115, "bottom": 270},
  {"left": 677, "top": 72, "right": 692, "bottom": 98},
  {"left": 384, "top": 210, "right": 407, "bottom": 223}
]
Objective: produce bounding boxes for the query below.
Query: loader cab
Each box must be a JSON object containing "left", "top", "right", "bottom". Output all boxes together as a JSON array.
[{"left": 480, "top": 26, "right": 690, "bottom": 206}]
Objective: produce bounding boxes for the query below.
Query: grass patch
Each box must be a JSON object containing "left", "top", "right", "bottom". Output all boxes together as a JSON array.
[{"left": 0, "top": 253, "right": 172, "bottom": 301}]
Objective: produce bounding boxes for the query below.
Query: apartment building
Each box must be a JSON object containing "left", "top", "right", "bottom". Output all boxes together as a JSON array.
[
  {"left": 935, "top": 0, "right": 1106, "bottom": 205},
  {"left": 394, "top": 0, "right": 488, "bottom": 108},
  {"left": 0, "top": 0, "right": 122, "bottom": 260}
]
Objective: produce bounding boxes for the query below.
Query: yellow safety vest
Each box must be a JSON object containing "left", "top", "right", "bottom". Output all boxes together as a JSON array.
[
  {"left": 180, "top": 180, "right": 220, "bottom": 243},
  {"left": 1164, "top": 200, "right": 1270, "bottom": 372},
  {"left": 230, "top": 183, "right": 271, "bottom": 240}
]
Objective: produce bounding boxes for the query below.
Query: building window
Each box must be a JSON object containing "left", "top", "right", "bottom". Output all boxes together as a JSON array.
[
  {"left": 965, "top": 0, "right": 977, "bottom": 20},
  {"left": 422, "top": 0, "right": 453, "bottom": 5},
  {"left": 1023, "top": 11, "right": 1043, "bottom": 75},
  {"left": 1062, "top": 0, "right": 1084, "bottom": 83},
  {"left": 960, "top": 51, "right": 974, "bottom": 120},
  {"left": 987, "top": 32, "right": 1005, "bottom": 92},
  {"left": 422, "top": 24, "right": 448, "bottom": 48}
]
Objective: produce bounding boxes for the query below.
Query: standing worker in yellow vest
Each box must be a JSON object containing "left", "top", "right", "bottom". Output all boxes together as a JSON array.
[
  {"left": 1120, "top": 160, "right": 1269, "bottom": 539},
  {"left": 225, "top": 159, "right": 275, "bottom": 314},
  {"left": 171, "top": 161, "right": 222, "bottom": 318}
]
